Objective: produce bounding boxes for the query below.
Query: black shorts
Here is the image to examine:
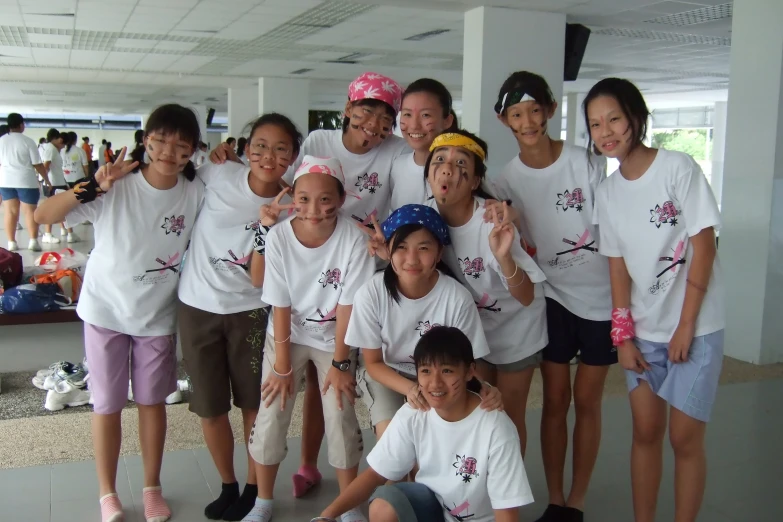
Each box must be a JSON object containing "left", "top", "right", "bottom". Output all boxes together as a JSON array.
[{"left": 542, "top": 297, "right": 617, "bottom": 366}]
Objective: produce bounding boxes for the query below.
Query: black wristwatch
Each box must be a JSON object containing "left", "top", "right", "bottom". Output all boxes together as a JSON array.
[{"left": 332, "top": 359, "right": 351, "bottom": 372}]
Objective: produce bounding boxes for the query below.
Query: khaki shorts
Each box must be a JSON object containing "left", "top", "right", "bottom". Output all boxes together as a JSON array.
[
  {"left": 247, "top": 334, "right": 363, "bottom": 469},
  {"left": 356, "top": 364, "right": 415, "bottom": 427},
  {"left": 179, "top": 301, "right": 267, "bottom": 418},
  {"left": 482, "top": 349, "right": 543, "bottom": 373}
]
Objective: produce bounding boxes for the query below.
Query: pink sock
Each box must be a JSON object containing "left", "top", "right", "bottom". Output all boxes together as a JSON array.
[
  {"left": 99, "top": 493, "right": 124, "bottom": 522},
  {"left": 142, "top": 486, "right": 171, "bottom": 522},
  {"left": 292, "top": 465, "right": 322, "bottom": 498}
]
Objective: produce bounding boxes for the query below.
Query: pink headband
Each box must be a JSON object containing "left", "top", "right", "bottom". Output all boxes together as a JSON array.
[
  {"left": 293, "top": 155, "right": 345, "bottom": 186},
  {"left": 348, "top": 72, "right": 402, "bottom": 114}
]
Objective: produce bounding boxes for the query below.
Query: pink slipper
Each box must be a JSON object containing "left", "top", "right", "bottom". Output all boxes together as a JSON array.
[{"left": 292, "top": 465, "right": 322, "bottom": 498}]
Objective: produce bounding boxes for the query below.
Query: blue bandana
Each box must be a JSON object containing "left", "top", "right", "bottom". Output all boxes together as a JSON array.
[{"left": 381, "top": 204, "right": 451, "bottom": 246}]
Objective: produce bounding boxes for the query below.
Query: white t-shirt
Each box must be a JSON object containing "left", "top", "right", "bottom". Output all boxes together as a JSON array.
[
  {"left": 430, "top": 198, "right": 549, "bottom": 364},
  {"left": 283, "top": 129, "right": 410, "bottom": 224},
  {"left": 389, "top": 152, "right": 432, "bottom": 212},
  {"left": 367, "top": 400, "right": 534, "bottom": 522},
  {"left": 41, "top": 143, "right": 66, "bottom": 187},
  {"left": 61, "top": 146, "right": 89, "bottom": 183},
  {"left": 178, "top": 161, "right": 292, "bottom": 314},
  {"left": 593, "top": 149, "right": 725, "bottom": 341},
  {"left": 65, "top": 173, "right": 204, "bottom": 336},
  {"left": 345, "top": 271, "right": 490, "bottom": 376},
  {"left": 494, "top": 144, "right": 611, "bottom": 321},
  {"left": 0, "top": 133, "right": 42, "bottom": 189},
  {"left": 261, "top": 214, "right": 376, "bottom": 351}
]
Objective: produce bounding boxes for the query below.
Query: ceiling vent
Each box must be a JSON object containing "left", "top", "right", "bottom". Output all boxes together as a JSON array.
[{"left": 645, "top": 3, "right": 732, "bottom": 27}]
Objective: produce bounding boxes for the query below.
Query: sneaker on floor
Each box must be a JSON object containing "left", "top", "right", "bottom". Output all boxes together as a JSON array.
[
  {"left": 43, "top": 361, "right": 87, "bottom": 390},
  {"left": 28, "top": 239, "right": 41, "bottom": 252},
  {"left": 41, "top": 233, "right": 60, "bottom": 244},
  {"left": 66, "top": 232, "right": 80, "bottom": 243},
  {"left": 7, "top": 240, "right": 18, "bottom": 252},
  {"left": 562, "top": 507, "right": 584, "bottom": 522},
  {"left": 165, "top": 390, "right": 182, "bottom": 404},
  {"left": 45, "top": 382, "right": 91, "bottom": 411},
  {"left": 33, "top": 361, "right": 68, "bottom": 389}
]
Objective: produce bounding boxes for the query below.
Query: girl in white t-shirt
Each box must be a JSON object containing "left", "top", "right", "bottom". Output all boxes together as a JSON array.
[
  {"left": 34, "top": 104, "right": 206, "bottom": 522},
  {"left": 425, "top": 129, "right": 548, "bottom": 458},
  {"left": 177, "top": 114, "right": 303, "bottom": 521},
  {"left": 313, "top": 326, "right": 534, "bottom": 522},
  {"left": 61, "top": 131, "right": 90, "bottom": 186},
  {"left": 346, "top": 203, "right": 502, "bottom": 439},
  {"left": 243, "top": 156, "right": 375, "bottom": 522},
  {"left": 389, "top": 78, "right": 457, "bottom": 211},
  {"left": 493, "top": 71, "right": 613, "bottom": 522},
  {"left": 586, "top": 78, "right": 724, "bottom": 522}
]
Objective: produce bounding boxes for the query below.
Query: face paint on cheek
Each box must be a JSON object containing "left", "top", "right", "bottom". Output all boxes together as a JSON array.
[
  {"left": 379, "top": 134, "right": 387, "bottom": 140},
  {"left": 324, "top": 206, "right": 337, "bottom": 216},
  {"left": 362, "top": 140, "right": 369, "bottom": 147}
]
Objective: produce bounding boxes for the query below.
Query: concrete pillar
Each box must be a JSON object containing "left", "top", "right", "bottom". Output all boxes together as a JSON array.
[
  {"left": 228, "top": 86, "right": 259, "bottom": 138},
  {"left": 720, "top": 0, "right": 783, "bottom": 364},
  {"left": 710, "top": 101, "right": 727, "bottom": 207},
  {"left": 461, "top": 6, "right": 565, "bottom": 176},
  {"left": 258, "top": 78, "right": 310, "bottom": 139}
]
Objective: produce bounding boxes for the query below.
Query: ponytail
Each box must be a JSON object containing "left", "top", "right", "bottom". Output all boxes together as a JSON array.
[
  {"left": 182, "top": 160, "right": 196, "bottom": 181},
  {"left": 130, "top": 143, "right": 146, "bottom": 172}
]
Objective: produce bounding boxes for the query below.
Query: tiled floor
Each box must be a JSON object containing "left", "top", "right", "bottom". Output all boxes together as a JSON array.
[{"left": 1, "top": 378, "right": 780, "bottom": 521}]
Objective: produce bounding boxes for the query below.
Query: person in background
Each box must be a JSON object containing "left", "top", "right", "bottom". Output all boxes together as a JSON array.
[
  {"left": 38, "top": 137, "right": 47, "bottom": 158},
  {"left": 98, "top": 139, "right": 107, "bottom": 168},
  {"left": 83, "top": 136, "right": 93, "bottom": 161},
  {"left": 226, "top": 137, "right": 236, "bottom": 151},
  {"left": 0, "top": 113, "right": 51, "bottom": 252},
  {"left": 236, "top": 137, "right": 248, "bottom": 165},
  {"left": 40, "top": 128, "right": 75, "bottom": 244},
  {"left": 104, "top": 142, "right": 114, "bottom": 164}
]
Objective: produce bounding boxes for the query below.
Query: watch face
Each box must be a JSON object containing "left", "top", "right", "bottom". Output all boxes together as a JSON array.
[{"left": 339, "top": 362, "right": 350, "bottom": 371}]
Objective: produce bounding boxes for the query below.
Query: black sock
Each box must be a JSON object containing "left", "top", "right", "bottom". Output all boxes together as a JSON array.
[
  {"left": 222, "top": 483, "right": 259, "bottom": 521},
  {"left": 204, "top": 482, "right": 239, "bottom": 520}
]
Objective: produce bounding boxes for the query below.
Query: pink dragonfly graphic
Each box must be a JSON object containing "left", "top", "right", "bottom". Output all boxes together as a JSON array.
[
  {"left": 351, "top": 209, "right": 379, "bottom": 229},
  {"left": 145, "top": 252, "right": 181, "bottom": 275},
  {"left": 657, "top": 240, "right": 686, "bottom": 278},
  {"left": 444, "top": 500, "right": 474, "bottom": 521},
  {"left": 305, "top": 305, "right": 337, "bottom": 323},
  {"left": 475, "top": 292, "right": 501, "bottom": 312},
  {"left": 557, "top": 229, "right": 597, "bottom": 256},
  {"left": 220, "top": 249, "right": 251, "bottom": 271}
]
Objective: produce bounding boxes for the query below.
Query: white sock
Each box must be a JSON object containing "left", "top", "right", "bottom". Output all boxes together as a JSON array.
[
  {"left": 341, "top": 507, "right": 368, "bottom": 522},
  {"left": 240, "top": 498, "right": 273, "bottom": 522}
]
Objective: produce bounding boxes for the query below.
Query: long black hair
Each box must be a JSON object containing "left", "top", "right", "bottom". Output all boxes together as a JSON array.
[
  {"left": 243, "top": 112, "right": 304, "bottom": 159},
  {"left": 423, "top": 129, "right": 496, "bottom": 201},
  {"left": 130, "top": 104, "right": 200, "bottom": 181},
  {"left": 583, "top": 78, "right": 650, "bottom": 157},
  {"left": 236, "top": 137, "right": 247, "bottom": 158},
  {"left": 402, "top": 78, "right": 454, "bottom": 120},
  {"left": 383, "top": 223, "right": 457, "bottom": 304},
  {"left": 65, "top": 131, "right": 77, "bottom": 153}
]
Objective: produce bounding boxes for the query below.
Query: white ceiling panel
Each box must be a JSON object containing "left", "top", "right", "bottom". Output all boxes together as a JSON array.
[
  {"left": 22, "top": 15, "right": 75, "bottom": 30},
  {"left": 133, "top": 54, "right": 182, "bottom": 72},
  {"left": 154, "top": 41, "right": 199, "bottom": 52},
  {"left": 102, "top": 51, "right": 147, "bottom": 70},
  {"left": 31, "top": 48, "right": 70, "bottom": 66},
  {"left": 68, "top": 49, "right": 109, "bottom": 67},
  {"left": 114, "top": 38, "right": 158, "bottom": 50},
  {"left": 165, "top": 55, "right": 217, "bottom": 73}
]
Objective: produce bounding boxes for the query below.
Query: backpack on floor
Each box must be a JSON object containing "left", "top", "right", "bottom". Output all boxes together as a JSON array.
[
  {"left": 30, "top": 269, "right": 82, "bottom": 302},
  {"left": 0, "top": 247, "right": 23, "bottom": 295},
  {"left": 0, "top": 283, "right": 71, "bottom": 314}
]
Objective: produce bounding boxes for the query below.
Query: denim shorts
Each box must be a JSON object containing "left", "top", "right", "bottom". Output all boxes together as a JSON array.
[
  {"left": 0, "top": 187, "right": 40, "bottom": 205},
  {"left": 626, "top": 330, "right": 724, "bottom": 422},
  {"left": 370, "top": 483, "right": 445, "bottom": 522}
]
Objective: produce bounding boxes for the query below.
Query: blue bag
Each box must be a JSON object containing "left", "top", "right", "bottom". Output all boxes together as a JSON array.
[{"left": 0, "top": 283, "right": 72, "bottom": 314}]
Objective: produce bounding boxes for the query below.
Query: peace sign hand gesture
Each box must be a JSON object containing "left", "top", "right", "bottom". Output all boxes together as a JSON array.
[
  {"left": 259, "top": 187, "right": 296, "bottom": 227},
  {"left": 354, "top": 214, "right": 389, "bottom": 260},
  {"left": 488, "top": 201, "right": 515, "bottom": 260},
  {"left": 94, "top": 147, "right": 139, "bottom": 192}
]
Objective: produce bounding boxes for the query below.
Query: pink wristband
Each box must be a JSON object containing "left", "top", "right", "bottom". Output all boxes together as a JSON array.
[{"left": 610, "top": 307, "right": 635, "bottom": 346}]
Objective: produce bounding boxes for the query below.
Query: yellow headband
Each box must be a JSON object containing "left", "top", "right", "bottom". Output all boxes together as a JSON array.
[{"left": 429, "top": 133, "right": 486, "bottom": 162}]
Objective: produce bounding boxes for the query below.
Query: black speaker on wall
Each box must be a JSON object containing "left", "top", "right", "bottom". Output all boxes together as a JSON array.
[
  {"left": 564, "top": 23, "right": 591, "bottom": 81},
  {"left": 206, "top": 107, "right": 216, "bottom": 126}
]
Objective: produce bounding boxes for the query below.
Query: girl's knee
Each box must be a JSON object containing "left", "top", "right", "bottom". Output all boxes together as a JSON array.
[
  {"left": 633, "top": 417, "right": 666, "bottom": 446},
  {"left": 369, "top": 498, "right": 399, "bottom": 522},
  {"left": 669, "top": 419, "right": 705, "bottom": 457},
  {"left": 544, "top": 386, "right": 572, "bottom": 417}
]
